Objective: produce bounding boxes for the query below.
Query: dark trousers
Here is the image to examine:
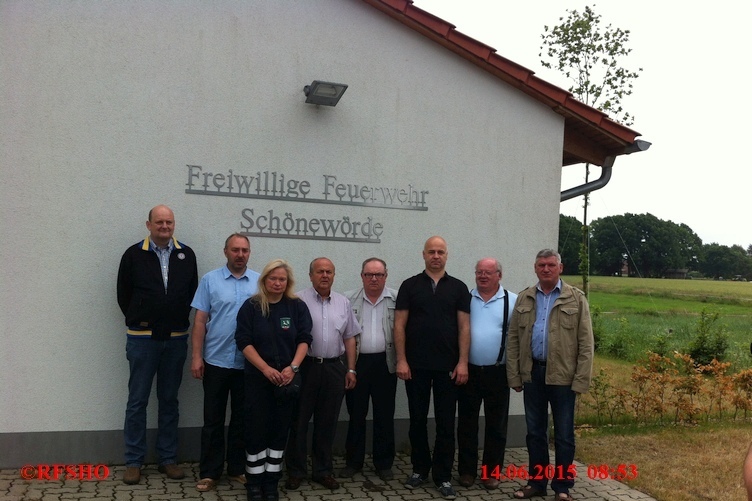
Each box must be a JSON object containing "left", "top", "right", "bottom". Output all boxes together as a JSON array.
[
  {"left": 244, "top": 370, "right": 295, "bottom": 493},
  {"left": 457, "top": 363, "right": 510, "bottom": 478},
  {"left": 523, "top": 361, "right": 577, "bottom": 494},
  {"left": 344, "top": 352, "right": 397, "bottom": 471},
  {"left": 200, "top": 362, "right": 245, "bottom": 479},
  {"left": 404, "top": 368, "right": 458, "bottom": 485},
  {"left": 286, "top": 358, "right": 346, "bottom": 478}
]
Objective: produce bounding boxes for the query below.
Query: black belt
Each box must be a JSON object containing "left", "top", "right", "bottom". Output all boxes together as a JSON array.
[
  {"left": 469, "top": 363, "right": 504, "bottom": 369},
  {"left": 306, "top": 355, "right": 342, "bottom": 364},
  {"left": 533, "top": 359, "right": 547, "bottom": 366}
]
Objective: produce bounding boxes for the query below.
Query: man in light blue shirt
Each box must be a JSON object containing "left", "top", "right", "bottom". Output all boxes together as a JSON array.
[
  {"left": 457, "top": 257, "right": 517, "bottom": 490},
  {"left": 506, "top": 249, "right": 593, "bottom": 501},
  {"left": 190, "top": 233, "right": 260, "bottom": 492},
  {"left": 531, "top": 279, "right": 561, "bottom": 362}
]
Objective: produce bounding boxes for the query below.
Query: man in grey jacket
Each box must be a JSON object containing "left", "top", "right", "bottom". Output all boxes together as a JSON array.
[{"left": 339, "top": 257, "right": 398, "bottom": 481}]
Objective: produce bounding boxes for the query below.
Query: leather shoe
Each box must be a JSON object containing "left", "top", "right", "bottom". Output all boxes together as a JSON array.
[
  {"left": 158, "top": 463, "right": 185, "bottom": 480},
  {"left": 284, "top": 476, "right": 302, "bottom": 490},
  {"left": 262, "top": 482, "right": 280, "bottom": 501},
  {"left": 123, "top": 466, "right": 141, "bottom": 485},
  {"left": 482, "top": 478, "right": 500, "bottom": 490},
  {"left": 458, "top": 474, "right": 474, "bottom": 487},
  {"left": 337, "top": 466, "right": 360, "bottom": 478},
  {"left": 376, "top": 468, "right": 394, "bottom": 481},
  {"left": 312, "top": 475, "right": 340, "bottom": 490},
  {"left": 247, "top": 485, "right": 263, "bottom": 501}
]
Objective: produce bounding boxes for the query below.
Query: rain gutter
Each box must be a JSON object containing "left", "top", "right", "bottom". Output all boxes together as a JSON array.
[{"left": 560, "top": 139, "right": 652, "bottom": 202}]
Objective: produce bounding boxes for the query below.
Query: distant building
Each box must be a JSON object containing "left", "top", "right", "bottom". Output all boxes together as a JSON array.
[{"left": 665, "top": 269, "right": 689, "bottom": 279}]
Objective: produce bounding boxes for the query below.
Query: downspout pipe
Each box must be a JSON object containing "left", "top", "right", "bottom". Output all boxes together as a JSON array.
[{"left": 560, "top": 139, "right": 651, "bottom": 202}]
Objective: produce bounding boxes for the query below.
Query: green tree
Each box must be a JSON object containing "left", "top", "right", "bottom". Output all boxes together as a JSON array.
[
  {"left": 589, "top": 214, "right": 629, "bottom": 276},
  {"left": 675, "top": 223, "right": 703, "bottom": 271},
  {"left": 590, "top": 213, "right": 702, "bottom": 277},
  {"left": 558, "top": 214, "right": 581, "bottom": 272},
  {"left": 540, "top": 5, "right": 642, "bottom": 293},
  {"left": 540, "top": 5, "right": 642, "bottom": 125},
  {"left": 700, "top": 243, "right": 751, "bottom": 279}
]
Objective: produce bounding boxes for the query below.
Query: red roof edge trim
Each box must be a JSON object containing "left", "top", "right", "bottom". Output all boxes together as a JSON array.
[
  {"left": 374, "top": 0, "right": 409, "bottom": 11},
  {"left": 446, "top": 30, "right": 494, "bottom": 60},
  {"left": 404, "top": 4, "right": 455, "bottom": 37},
  {"left": 564, "top": 97, "right": 605, "bottom": 123},
  {"left": 526, "top": 77, "right": 570, "bottom": 105},
  {"left": 599, "top": 118, "right": 638, "bottom": 140},
  {"left": 487, "top": 53, "right": 535, "bottom": 82}
]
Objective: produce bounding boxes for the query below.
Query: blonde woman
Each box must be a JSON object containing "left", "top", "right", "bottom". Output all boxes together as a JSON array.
[{"left": 235, "top": 260, "right": 312, "bottom": 501}]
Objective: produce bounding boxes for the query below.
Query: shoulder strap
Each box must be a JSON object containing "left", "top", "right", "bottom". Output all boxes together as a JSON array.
[{"left": 497, "top": 292, "right": 510, "bottom": 363}]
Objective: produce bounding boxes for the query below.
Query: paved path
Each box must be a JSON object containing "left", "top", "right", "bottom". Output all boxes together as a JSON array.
[{"left": 0, "top": 448, "right": 656, "bottom": 501}]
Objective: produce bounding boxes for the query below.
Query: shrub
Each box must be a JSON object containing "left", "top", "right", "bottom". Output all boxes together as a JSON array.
[
  {"left": 688, "top": 310, "right": 729, "bottom": 365},
  {"left": 590, "top": 305, "right": 603, "bottom": 352},
  {"left": 733, "top": 369, "right": 752, "bottom": 419},
  {"left": 577, "top": 353, "right": 752, "bottom": 426},
  {"left": 651, "top": 329, "right": 672, "bottom": 357},
  {"left": 606, "top": 317, "right": 633, "bottom": 359}
]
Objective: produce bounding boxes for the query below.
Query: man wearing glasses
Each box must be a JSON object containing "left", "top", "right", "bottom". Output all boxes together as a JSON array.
[
  {"left": 339, "top": 258, "right": 398, "bottom": 481},
  {"left": 457, "top": 258, "right": 517, "bottom": 490}
]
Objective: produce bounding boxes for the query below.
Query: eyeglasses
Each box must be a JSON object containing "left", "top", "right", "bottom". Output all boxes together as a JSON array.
[
  {"left": 475, "top": 270, "right": 500, "bottom": 277},
  {"left": 363, "top": 273, "right": 386, "bottom": 279}
]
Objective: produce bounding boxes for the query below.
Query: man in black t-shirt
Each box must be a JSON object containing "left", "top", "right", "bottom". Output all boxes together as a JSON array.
[{"left": 394, "top": 236, "right": 471, "bottom": 499}]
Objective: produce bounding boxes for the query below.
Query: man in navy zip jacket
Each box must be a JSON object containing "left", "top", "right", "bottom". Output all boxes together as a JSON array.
[{"left": 117, "top": 205, "right": 198, "bottom": 485}]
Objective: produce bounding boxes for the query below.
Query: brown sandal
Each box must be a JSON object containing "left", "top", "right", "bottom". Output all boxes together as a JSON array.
[
  {"left": 196, "top": 478, "right": 216, "bottom": 492},
  {"left": 513, "top": 485, "right": 546, "bottom": 499},
  {"left": 228, "top": 474, "right": 247, "bottom": 485},
  {"left": 555, "top": 493, "right": 573, "bottom": 501}
]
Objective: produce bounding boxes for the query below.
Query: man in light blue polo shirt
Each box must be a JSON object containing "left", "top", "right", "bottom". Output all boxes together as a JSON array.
[
  {"left": 190, "top": 233, "right": 260, "bottom": 492},
  {"left": 457, "top": 257, "right": 517, "bottom": 490}
]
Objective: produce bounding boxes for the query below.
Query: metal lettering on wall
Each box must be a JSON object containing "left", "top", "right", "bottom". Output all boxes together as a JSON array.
[{"left": 184, "top": 164, "right": 429, "bottom": 243}]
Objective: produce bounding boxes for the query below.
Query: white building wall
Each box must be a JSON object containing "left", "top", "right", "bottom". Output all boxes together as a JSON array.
[{"left": 0, "top": 0, "right": 563, "bottom": 466}]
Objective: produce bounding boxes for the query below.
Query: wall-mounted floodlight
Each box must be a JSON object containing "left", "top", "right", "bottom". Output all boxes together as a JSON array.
[{"left": 304, "top": 80, "right": 348, "bottom": 106}]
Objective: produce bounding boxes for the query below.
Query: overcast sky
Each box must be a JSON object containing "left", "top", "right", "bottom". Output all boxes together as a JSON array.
[{"left": 413, "top": 0, "right": 751, "bottom": 249}]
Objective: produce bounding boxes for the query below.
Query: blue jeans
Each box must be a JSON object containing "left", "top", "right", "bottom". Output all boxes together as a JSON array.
[
  {"left": 523, "top": 362, "right": 576, "bottom": 494},
  {"left": 124, "top": 337, "right": 187, "bottom": 467}
]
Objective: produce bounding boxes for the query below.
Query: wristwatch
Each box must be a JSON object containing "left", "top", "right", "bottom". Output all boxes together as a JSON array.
[
  {"left": 291, "top": 365, "right": 299, "bottom": 373},
  {"left": 348, "top": 369, "right": 357, "bottom": 375}
]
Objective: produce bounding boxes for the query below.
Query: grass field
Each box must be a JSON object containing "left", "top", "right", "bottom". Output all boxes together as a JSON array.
[
  {"left": 562, "top": 276, "right": 752, "bottom": 370},
  {"left": 575, "top": 413, "right": 751, "bottom": 501},
  {"left": 570, "top": 275, "right": 752, "bottom": 304},
  {"left": 566, "top": 276, "right": 752, "bottom": 500}
]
